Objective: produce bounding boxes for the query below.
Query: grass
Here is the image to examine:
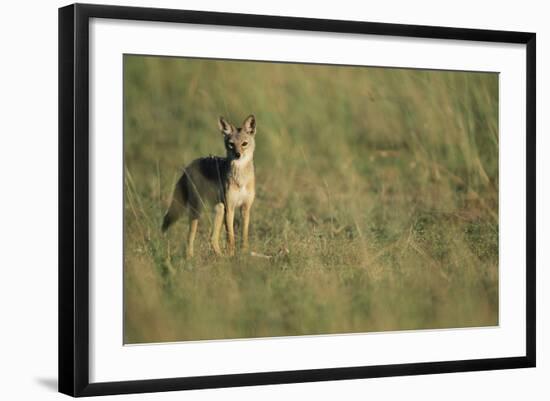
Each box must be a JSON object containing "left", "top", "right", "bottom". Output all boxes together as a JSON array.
[{"left": 123, "top": 55, "right": 499, "bottom": 344}]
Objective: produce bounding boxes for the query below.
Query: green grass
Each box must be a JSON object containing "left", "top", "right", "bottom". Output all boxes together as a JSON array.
[{"left": 123, "top": 55, "right": 499, "bottom": 343}]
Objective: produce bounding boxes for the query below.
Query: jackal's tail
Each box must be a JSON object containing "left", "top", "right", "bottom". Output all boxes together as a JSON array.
[{"left": 161, "top": 175, "right": 188, "bottom": 233}]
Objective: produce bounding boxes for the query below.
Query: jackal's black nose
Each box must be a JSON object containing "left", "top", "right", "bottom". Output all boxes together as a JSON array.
[{"left": 235, "top": 152, "right": 241, "bottom": 159}]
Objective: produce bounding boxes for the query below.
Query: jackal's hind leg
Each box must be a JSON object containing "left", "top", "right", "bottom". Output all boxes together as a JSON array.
[
  {"left": 211, "top": 203, "right": 225, "bottom": 256},
  {"left": 187, "top": 218, "right": 198, "bottom": 258}
]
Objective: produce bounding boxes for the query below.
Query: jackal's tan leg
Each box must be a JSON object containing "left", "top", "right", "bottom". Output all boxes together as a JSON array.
[
  {"left": 225, "top": 206, "right": 236, "bottom": 256},
  {"left": 187, "top": 218, "right": 198, "bottom": 258},
  {"left": 211, "top": 203, "right": 224, "bottom": 256},
  {"left": 241, "top": 204, "right": 251, "bottom": 253}
]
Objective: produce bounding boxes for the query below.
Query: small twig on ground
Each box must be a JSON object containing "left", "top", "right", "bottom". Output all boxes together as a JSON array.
[{"left": 250, "top": 251, "right": 272, "bottom": 259}]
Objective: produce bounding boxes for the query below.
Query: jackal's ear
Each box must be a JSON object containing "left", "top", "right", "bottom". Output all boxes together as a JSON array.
[
  {"left": 218, "top": 117, "right": 234, "bottom": 136},
  {"left": 242, "top": 114, "right": 256, "bottom": 135}
]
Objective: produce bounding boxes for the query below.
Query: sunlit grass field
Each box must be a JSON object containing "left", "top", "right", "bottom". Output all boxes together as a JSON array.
[{"left": 123, "top": 55, "right": 499, "bottom": 343}]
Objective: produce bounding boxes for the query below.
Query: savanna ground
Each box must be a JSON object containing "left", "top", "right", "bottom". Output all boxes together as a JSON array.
[{"left": 123, "top": 55, "right": 499, "bottom": 343}]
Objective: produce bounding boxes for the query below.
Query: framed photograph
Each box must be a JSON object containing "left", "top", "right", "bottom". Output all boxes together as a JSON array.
[{"left": 58, "top": 3, "right": 536, "bottom": 397}]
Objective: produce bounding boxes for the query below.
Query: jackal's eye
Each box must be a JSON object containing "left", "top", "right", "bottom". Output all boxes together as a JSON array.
[
  {"left": 227, "top": 142, "right": 234, "bottom": 148},
  {"left": 242, "top": 142, "right": 248, "bottom": 147}
]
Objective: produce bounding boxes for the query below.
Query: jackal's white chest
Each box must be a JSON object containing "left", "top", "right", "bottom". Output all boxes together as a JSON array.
[
  {"left": 229, "top": 184, "right": 252, "bottom": 207},
  {"left": 227, "top": 160, "right": 254, "bottom": 207}
]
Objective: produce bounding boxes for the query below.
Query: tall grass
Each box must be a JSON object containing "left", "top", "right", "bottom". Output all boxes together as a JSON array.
[{"left": 123, "top": 55, "right": 498, "bottom": 343}]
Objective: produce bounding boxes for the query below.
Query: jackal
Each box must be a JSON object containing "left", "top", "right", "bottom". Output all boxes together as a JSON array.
[{"left": 162, "top": 115, "right": 257, "bottom": 257}]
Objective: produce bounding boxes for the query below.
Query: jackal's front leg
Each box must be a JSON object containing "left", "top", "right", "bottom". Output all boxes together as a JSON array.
[
  {"left": 241, "top": 204, "right": 251, "bottom": 253},
  {"left": 225, "top": 206, "right": 236, "bottom": 256}
]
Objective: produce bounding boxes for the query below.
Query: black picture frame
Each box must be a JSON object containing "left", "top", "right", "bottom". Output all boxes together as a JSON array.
[{"left": 58, "top": 3, "right": 536, "bottom": 397}]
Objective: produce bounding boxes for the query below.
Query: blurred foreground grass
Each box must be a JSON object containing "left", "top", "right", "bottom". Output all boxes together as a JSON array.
[{"left": 124, "top": 55, "right": 498, "bottom": 343}]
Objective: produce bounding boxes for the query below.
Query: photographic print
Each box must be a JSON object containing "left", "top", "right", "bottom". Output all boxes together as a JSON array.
[{"left": 123, "top": 55, "right": 499, "bottom": 344}]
